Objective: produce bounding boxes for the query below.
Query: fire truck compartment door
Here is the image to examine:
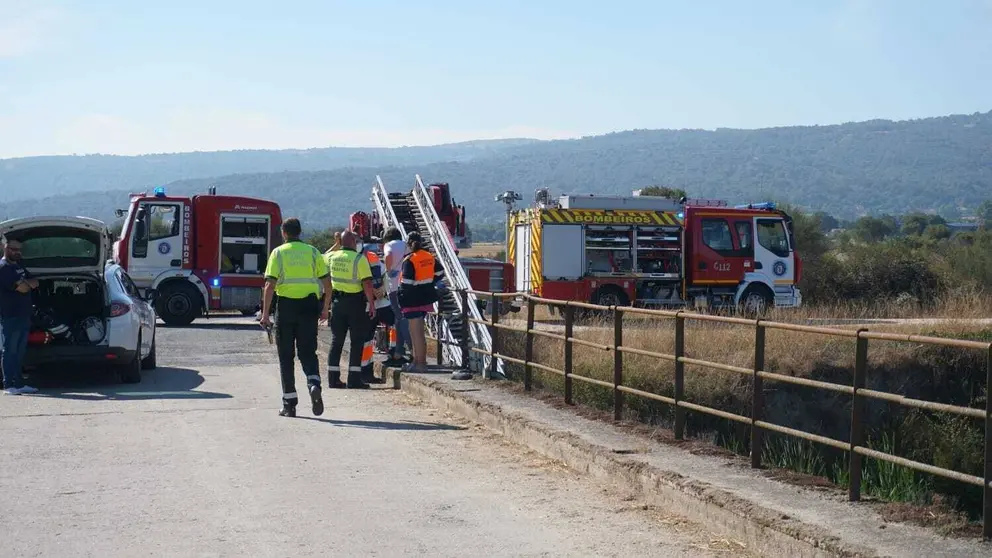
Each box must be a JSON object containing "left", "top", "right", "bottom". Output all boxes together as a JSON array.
[
  {"left": 514, "top": 224, "right": 531, "bottom": 292},
  {"left": 541, "top": 225, "right": 583, "bottom": 280}
]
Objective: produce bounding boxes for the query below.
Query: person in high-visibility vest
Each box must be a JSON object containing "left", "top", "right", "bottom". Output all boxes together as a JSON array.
[
  {"left": 260, "top": 218, "right": 332, "bottom": 418},
  {"left": 325, "top": 230, "right": 377, "bottom": 389},
  {"left": 398, "top": 231, "right": 444, "bottom": 373},
  {"left": 358, "top": 239, "right": 394, "bottom": 384}
]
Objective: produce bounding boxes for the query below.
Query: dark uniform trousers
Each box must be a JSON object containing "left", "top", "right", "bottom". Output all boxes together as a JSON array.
[
  {"left": 327, "top": 293, "right": 371, "bottom": 386},
  {"left": 275, "top": 294, "right": 321, "bottom": 406}
]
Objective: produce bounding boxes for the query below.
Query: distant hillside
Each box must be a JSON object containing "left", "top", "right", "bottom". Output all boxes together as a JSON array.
[
  {"left": 3, "top": 111, "right": 991, "bottom": 226},
  {"left": 0, "top": 138, "right": 540, "bottom": 201}
]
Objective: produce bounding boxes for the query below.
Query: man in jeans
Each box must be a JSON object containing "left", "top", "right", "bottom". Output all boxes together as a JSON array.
[
  {"left": 382, "top": 227, "right": 410, "bottom": 366},
  {"left": 0, "top": 237, "right": 39, "bottom": 395}
]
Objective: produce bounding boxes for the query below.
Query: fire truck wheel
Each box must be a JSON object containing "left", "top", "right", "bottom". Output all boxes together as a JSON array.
[
  {"left": 156, "top": 282, "right": 203, "bottom": 327},
  {"left": 593, "top": 286, "right": 630, "bottom": 308},
  {"left": 739, "top": 287, "right": 773, "bottom": 317}
]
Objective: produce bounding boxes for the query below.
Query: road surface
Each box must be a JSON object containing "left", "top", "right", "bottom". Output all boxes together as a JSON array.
[{"left": 1, "top": 317, "right": 741, "bottom": 557}]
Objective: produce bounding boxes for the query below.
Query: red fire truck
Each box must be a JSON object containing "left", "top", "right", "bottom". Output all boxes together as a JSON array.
[
  {"left": 113, "top": 186, "right": 283, "bottom": 325},
  {"left": 508, "top": 191, "right": 802, "bottom": 312}
]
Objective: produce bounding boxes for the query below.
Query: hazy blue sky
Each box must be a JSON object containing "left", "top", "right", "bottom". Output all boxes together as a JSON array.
[{"left": 1, "top": 0, "right": 990, "bottom": 158}]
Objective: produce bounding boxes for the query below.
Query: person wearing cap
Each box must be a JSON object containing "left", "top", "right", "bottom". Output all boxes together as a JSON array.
[{"left": 397, "top": 231, "right": 443, "bottom": 373}]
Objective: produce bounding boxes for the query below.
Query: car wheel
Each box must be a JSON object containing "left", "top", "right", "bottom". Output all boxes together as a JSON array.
[
  {"left": 156, "top": 282, "right": 203, "bottom": 327},
  {"left": 141, "top": 334, "right": 157, "bottom": 370}
]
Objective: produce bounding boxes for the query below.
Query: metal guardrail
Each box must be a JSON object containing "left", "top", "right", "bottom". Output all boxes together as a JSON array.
[{"left": 428, "top": 289, "right": 992, "bottom": 538}]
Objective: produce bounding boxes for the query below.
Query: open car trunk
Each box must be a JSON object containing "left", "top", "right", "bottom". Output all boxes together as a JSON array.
[
  {"left": 28, "top": 275, "right": 109, "bottom": 349},
  {"left": 0, "top": 217, "right": 113, "bottom": 355}
]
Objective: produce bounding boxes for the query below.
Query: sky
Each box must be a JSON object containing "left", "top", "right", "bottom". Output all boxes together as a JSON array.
[{"left": 1, "top": 0, "right": 990, "bottom": 158}]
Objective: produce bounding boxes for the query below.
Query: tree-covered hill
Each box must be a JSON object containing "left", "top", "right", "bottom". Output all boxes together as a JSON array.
[
  {"left": 2, "top": 110, "right": 990, "bottom": 227},
  {"left": 0, "top": 138, "right": 539, "bottom": 202}
]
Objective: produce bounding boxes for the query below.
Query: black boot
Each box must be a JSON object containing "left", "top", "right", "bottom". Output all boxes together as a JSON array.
[
  {"left": 279, "top": 404, "right": 296, "bottom": 417},
  {"left": 329, "top": 376, "right": 347, "bottom": 389},
  {"left": 309, "top": 385, "right": 324, "bottom": 416}
]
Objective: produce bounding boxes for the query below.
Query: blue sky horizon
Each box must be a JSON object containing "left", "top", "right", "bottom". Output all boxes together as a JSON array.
[{"left": 2, "top": 0, "right": 990, "bottom": 158}]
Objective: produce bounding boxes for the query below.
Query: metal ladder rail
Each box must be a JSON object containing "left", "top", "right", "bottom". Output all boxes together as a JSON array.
[
  {"left": 412, "top": 175, "right": 503, "bottom": 377},
  {"left": 372, "top": 175, "right": 407, "bottom": 239}
]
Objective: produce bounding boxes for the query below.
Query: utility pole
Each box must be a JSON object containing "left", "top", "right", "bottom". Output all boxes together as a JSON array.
[{"left": 494, "top": 191, "right": 522, "bottom": 263}]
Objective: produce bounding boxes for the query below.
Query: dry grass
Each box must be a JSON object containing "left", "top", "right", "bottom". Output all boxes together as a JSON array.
[
  {"left": 500, "top": 292, "right": 992, "bottom": 387},
  {"left": 459, "top": 242, "right": 503, "bottom": 259}
]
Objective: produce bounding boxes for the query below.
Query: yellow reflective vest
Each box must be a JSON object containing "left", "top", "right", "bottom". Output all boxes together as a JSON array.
[
  {"left": 264, "top": 241, "right": 328, "bottom": 299},
  {"left": 325, "top": 248, "right": 372, "bottom": 294}
]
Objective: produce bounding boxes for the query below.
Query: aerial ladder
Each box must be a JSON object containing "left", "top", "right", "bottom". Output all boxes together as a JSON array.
[{"left": 370, "top": 175, "right": 503, "bottom": 377}]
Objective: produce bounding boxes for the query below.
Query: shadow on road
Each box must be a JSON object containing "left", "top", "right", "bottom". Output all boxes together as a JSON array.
[
  {"left": 299, "top": 417, "right": 465, "bottom": 431},
  {"left": 27, "top": 366, "right": 233, "bottom": 401}
]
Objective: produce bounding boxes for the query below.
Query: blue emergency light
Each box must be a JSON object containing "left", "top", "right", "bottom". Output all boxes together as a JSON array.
[
  {"left": 212, "top": 278, "right": 220, "bottom": 287},
  {"left": 154, "top": 187, "right": 167, "bottom": 198},
  {"left": 736, "top": 202, "right": 776, "bottom": 210}
]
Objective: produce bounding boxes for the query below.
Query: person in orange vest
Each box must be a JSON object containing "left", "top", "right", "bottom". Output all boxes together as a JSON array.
[
  {"left": 398, "top": 231, "right": 443, "bottom": 373},
  {"left": 358, "top": 238, "right": 394, "bottom": 384}
]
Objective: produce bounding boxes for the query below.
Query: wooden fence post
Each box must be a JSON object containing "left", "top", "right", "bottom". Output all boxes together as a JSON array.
[
  {"left": 751, "top": 321, "right": 765, "bottom": 469},
  {"left": 524, "top": 298, "right": 535, "bottom": 391},
  {"left": 983, "top": 344, "right": 992, "bottom": 539},
  {"left": 564, "top": 305, "right": 574, "bottom": 405},
  {"left": 460, "top": 290, "right": 469, "bottom": 371},
  {"left": 849, "top": 330, "right": 869, "bottom": 501},
  {"left": 674, "top": 312, "right": 686, "bottom": 440},
  {"left": 613, "top": 306, "right": 624, "bottom": 421},
  {"left": 488, "top": 292, "right": 499, "bottom": 379}
]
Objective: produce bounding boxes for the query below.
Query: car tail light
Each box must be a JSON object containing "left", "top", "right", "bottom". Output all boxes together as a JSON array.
[{"left": 110, "top": 302, "right": 131, "bottom": 317}]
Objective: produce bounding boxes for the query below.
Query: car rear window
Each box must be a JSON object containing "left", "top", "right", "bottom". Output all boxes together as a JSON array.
[{"left": 15, "top": 227, "right": 101, "bottom": 268}]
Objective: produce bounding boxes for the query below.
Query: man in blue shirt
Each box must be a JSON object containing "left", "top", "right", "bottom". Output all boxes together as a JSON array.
[{"left": 0, "top": 237, "right": 39, "bottom": 395}]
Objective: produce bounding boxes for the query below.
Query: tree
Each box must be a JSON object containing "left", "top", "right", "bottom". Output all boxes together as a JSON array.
[
  {"left": 901, "top": 212, "right": 946, "bottom": 236},
  {"left": 306, "top": 226, "right": 347, "bottom": 253},
  {"left": 812, "top": 211, "right": 839, "bottom": 233},
  {"left": 978, "top": 200, "right": 992, "bottom": 230},
  {"left": 638, "top": 185, "right": 687, "bottom": 200},
  {"left": 923, "top": 224, "right": 952, "bottom": 241},
  {"left": 852, "top": 215, "right": 898, "bottom": 243}
]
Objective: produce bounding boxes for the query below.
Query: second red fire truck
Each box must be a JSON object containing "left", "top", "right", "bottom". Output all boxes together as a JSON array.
[{"left": 507, "top": 190, "right": 803, "bottom": 312}]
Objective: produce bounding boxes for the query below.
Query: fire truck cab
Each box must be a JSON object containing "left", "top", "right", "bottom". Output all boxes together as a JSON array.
[
  {"left": 508, "top": 192, "right": 802, "bottom": 312},
  {"left": 113, "top": 187, "right": 282, "bottom": 325}
]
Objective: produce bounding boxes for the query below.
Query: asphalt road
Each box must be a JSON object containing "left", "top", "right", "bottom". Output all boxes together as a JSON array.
[{"left": 1, "top": 317, "right": 739, "bottom": 557}]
